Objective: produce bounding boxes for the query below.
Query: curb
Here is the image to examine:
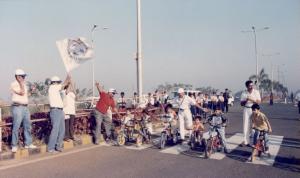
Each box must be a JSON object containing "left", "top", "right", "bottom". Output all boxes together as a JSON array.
[{"left": 0, "top": 134, "right": 94, "bottom": 161}]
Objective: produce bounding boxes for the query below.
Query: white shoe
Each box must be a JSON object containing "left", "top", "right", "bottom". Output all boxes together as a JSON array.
[
  {"left": 25, "top": 144, "right": 37, "bottom": 149},
  {"left": 11, "top": 146, "right": 18, "bottom": 153}
]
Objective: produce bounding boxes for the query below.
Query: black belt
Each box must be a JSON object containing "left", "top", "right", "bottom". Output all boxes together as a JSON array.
[
  {"left": 12, "top": 103, "right": 28, "bottom": 107},
  {"left": 244, "top": 106, "right": 252, "bottom": 108},
  {"left": 50, "top": 107, "right": 63, "bottom": 110}
]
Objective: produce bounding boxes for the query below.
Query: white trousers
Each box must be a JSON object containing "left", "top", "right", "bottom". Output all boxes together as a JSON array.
[
  {"left": 178, "top": 109, "right": 193, "bottom": 140},
  {"left": 243, "top": 108, "right": 252, "bottom": 144}
]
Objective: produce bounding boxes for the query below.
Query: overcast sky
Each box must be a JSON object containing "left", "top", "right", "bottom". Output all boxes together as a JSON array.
[{"left": 0, "top": 0, "right": 299, "bottom": 101}]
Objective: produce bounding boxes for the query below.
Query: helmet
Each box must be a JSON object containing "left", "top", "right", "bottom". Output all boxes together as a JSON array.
[
  {"left": 15, "top": 69, "right": 26, "bottom": 76},
  {"left": 51, "top": 76, "right": 61, "bottom": 82}
]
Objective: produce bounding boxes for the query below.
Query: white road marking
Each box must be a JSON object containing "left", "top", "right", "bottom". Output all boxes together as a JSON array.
[
  {"left": 249, "top": 135, "right": 284, "bottom": 166},
  {"left": 125, "top": 138, "right": 160, "bottom": 150},
  {"left": 160, "top": 144, "right": 190, "bottom": 155},
  {"left": 209, "top": 133, "right": 244, "bottom": 160}
]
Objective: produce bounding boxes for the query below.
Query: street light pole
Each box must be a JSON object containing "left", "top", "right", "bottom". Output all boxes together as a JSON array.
[
  {"left": 242, "top": 26, "right": 270, "bottom": 86},
  {"left": 90, "top": 25, "right": 108, "bottom": 105},
  {"left": 136, "top": 0, "right": 143, "bottom": 102},
  {"left": 91, "top": 24, "right": 97, "bottom": 105},
  {"left": 262, "top": 52, "right": 280, "bottom": 93},
  {"left": 252, "top": 26, "right": 258, "bottom": 84}
]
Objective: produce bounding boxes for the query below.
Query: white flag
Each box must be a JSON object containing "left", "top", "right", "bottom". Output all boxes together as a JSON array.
[{"left": 56, "top": 37, "right": 94, "bottom": 72}]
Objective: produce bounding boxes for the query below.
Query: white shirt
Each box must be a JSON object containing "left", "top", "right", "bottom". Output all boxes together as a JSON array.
[
  {"left": 10, "top": 81, "right": 28, "bottom": 104},
  {"left": 63, "top": 91, "right": 76, "bottom": 115},
  {"left": 48, "top": 84, "right": 63, "bottom": 108},
  {"left": 240, "top": 89, "right": 261, "bottom": 107},
  {"left": 175, "top": 95, "right": 196, "bottom": 110},
  {"left": 295, "top": 93, "right": 300, "bottom": 102}
]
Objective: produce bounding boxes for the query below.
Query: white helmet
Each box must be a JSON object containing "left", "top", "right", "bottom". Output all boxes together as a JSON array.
[
  {"left": 15, "top": 69, "right": 26, "bottom": 76},
  {"left": 177, "top": 88, "right": 185, "bottom": 94},
  {"left": 51, "top": 76, "right": 61, "bottom": 83}
]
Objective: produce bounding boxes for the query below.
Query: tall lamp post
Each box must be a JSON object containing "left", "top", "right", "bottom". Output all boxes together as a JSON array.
[
  {"left": 136, "top": 0, "right": 143, "bottom": 102},
  {"left": 91, "top": 25, "right": 108, "bottom": 105},
  {"left": 242, "top": 26, "right": 270, "bottom": 86},
  {"left": 262, "top": 52, "right": 280, "bottom": 93}
]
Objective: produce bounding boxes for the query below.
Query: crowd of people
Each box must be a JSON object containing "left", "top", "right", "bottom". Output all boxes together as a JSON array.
[{"left": 9, "top": 68, "right": 293, "bottom": 157}]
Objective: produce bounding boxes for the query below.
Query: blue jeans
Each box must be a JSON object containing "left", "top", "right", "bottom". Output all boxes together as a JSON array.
[
  {"left": 11, "top": 105, "right": 33, "bottom": 147},
  {"left": 48, "top": 108, "right": 65, "bottom": 151},
  {"left": 93, "top": 110, "right": 112, "bottom": 143},
  {"left": 253, "top": 130, "right": 269, "bottom": 148}
]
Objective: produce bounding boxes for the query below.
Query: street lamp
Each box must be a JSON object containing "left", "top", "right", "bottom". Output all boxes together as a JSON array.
[
  {"left": 91, "top": 24, "right": 109, "bottom": 105},
  {"left": 262, "top": 52, "right": 280, "bottom": 93},
  {"left": 136, "top": 0, "right": 143, "bottom": 103},
  {"left": 242, "top": 26, "right": 270, "bottom": 85}
]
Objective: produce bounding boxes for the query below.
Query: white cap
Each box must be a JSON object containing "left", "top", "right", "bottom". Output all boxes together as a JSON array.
[
  {"left": 108, "top": 88, "right": 117, "bottom": 94},
  {"left": 178, "top": 88, "right": 185, "bottom": 93},
  {"left": 51, "top": 76, "right": 61, "bottom": 82},
  {"left": 15, "top": 69, "right": 26, "bottom": 76}
]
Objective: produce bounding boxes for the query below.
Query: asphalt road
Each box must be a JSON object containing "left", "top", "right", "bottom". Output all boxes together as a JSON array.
[{"left": 0, "top": 103, "right": 299, "bottom": 178}]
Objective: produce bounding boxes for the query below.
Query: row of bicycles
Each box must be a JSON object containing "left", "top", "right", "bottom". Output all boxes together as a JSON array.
[{"left": 112, "top": 108, "right": 270, "bottom": 161}]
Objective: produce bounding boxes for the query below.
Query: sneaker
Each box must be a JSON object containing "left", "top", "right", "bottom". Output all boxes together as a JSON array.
[
  {"left": 25, "top": 144, "right": 37, "bottom": 149},
  {"left": 48, "top": 150, "right": 58, "bottom": 154},
  {"left": 11, "top": 146, "right": 18, "bottom": 153}
]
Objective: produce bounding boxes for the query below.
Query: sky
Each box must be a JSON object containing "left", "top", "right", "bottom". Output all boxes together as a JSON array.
[{"left": 0, "top": 0, "right": 299, "bottom": 101}]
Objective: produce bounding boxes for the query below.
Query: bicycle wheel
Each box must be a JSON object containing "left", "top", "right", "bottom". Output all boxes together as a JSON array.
[
  {"left": 190, "top": 134, "right": 196, "bottom": 150},
  {"left": 136, "top": 135, "right": 143, "bottom": 147},
  {"left": 160, "top": 132, "right": 167, "bottom": 149},
  {"left": 206, "top": 139, "right": 213, "bottom": 158},
  {"left": 117, "top": 133, "right": 126, "bottom": 146}
]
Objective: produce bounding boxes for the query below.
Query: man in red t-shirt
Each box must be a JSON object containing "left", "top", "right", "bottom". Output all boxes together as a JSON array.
[{"left": 94, "top": 81, "right": 120, "bottom": 144}]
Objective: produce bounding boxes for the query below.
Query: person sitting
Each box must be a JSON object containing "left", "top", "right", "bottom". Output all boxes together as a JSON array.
[
  {"left": 207, "top": 106, "right": 228, "bottom": 153},
  {"left": 250, "top": 103, "right": 272, "bottom": 155},
  {"left": 193, "top": 116, "right": 205, "bottom": 138}
]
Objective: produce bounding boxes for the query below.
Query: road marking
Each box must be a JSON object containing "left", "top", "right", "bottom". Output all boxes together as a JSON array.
[
  {"left": 125, "top": 138, "right": 160, "bottom": 150},
  {"left": 208, "top": 133, "right": 244, "bottom": 160},
  {"left": 160, "top": 144, "right": 190, "bottom": 155},
  {"left": 249, "top": 135, "right": 284, "bottom": 166}
]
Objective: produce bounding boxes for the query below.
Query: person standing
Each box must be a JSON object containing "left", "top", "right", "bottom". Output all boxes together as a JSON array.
[
  {"left": 10, "top": 69, "right": 37, "bottom": 153},
  {"left": 240, "top": 80, "right": 261, "bottom": 147},
  {"left": 295, "top": 92, "right": 300, "bottom": 119},
  {"left": 175, "top": 88, "right": 205, "bottom": 142},
  {"left": 63, "top": 77, "right": 76, "bottom": 141},
  {"left": 223, "top": 89, "right": 230, "bottom": 113},
  {"left": 218, "top": 92, "right": 225, "bottom": 112},
  {"left": 117, "top": 92, "right": 127, "bottom": 109},
  {"left": 269, "top": 92, "right": 274, "bottom": 106},
  {"left": 48, "top": 75, "right": 69, "bottom": 153},
  {"left": 94, "top": 81, "right": 120, "bottom": 144}
]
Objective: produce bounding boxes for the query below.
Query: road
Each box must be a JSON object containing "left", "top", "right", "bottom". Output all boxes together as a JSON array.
[{"left": 0, "top": 103, "right": 299, "bottom": 178}]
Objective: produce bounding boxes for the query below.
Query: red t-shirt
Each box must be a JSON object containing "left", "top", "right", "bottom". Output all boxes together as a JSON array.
[{"left": 96, "top": 92, "right": 116, "bottom": 114}]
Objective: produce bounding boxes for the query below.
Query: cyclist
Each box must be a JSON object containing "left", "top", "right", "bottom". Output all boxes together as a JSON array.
[
  {"left": 207, "top": 106, "right": 228, "bottom": 153},
  {"left": 250, "top": 104, "right": 272, "bottom": 154}
]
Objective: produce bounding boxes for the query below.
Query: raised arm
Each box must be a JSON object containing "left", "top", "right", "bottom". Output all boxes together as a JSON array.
[{"left": 95, "top": 81, "right": 104, "bottom": 93}]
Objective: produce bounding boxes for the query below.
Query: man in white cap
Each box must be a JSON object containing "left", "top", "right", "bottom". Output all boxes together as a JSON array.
[
  {"left": 94, "top": 81, "right": 120, "bottom": 144},
  {"left": 10, "top": 69, "right": 37, "bottom": 152},
  {"left": 48, "top": 75, "right": 70, "bottom": 153},
  {"left": 175, "top": 88, "right": 206, "bottom": 142}
]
